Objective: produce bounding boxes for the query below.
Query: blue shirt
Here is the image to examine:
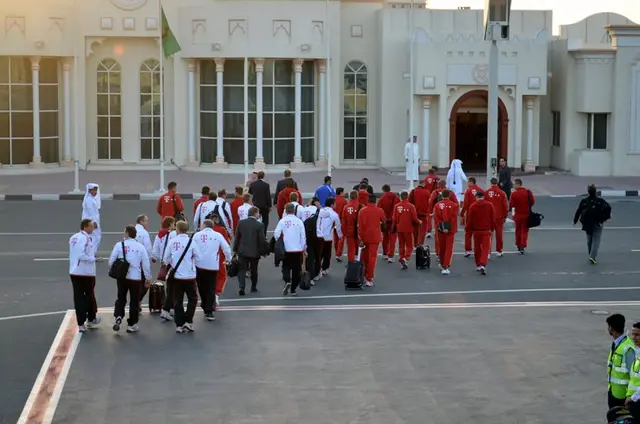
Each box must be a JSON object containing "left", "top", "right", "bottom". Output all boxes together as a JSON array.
[{"left": 314, "top": 184, "right": 336, "bottom": 207}]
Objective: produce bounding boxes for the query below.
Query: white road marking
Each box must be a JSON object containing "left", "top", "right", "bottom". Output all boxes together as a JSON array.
[
  {"left": 632, "top": 249, "right": 640, "bottom": 252},
  {"left": 0, "top": 310, "right": 66, "bottom": 321},
  {"left": 0, "top": 230, "right": 276, "bottom": 236}
]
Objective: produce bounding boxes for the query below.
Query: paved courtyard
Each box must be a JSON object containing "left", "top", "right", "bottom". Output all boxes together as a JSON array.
[{"left": 2, "top": 197, "right": 640, "bottom": 423}]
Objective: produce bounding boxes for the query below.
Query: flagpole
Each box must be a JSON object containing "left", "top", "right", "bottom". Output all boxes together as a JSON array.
[
  {"left": 158, "top": 0, "right": 166, "bottom": 193},
  {"left": 243, "top": 55, "right": 249, "bottom": 183},
  {"left": 325, "top": 0, "right": 332, "bottom": 177}
]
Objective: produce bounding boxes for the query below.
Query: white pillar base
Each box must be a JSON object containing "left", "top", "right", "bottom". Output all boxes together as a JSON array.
[
  {"left": 420, "top": 160, "right": 431, "bottom": 172},
  {"left": 60, "top": 160, "right": 74, "bottom": 168},
  {"left": 290, "top": 158, "right": 305, "bottom": 168},
  {"left": 184, "top": 160, "right": 200, "bottom": 169},
  {"left": 253, "top": 158, "right": 266, "bottom": 171},
  {"left": 29, "top": 157, "right": 44, "bottom": 168},
  {"left": 315, "top": 159, "right": 327, "bottom": 168},
  {"left": 211, "top": 159, "right": 228, "bottom": 168},
  {"left": 523, "top": 160, "right": 536, "bottom": 172}
]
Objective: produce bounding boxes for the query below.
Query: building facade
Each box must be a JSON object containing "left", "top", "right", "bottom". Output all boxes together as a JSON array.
[{"left": 0, "top": 0, "right": 638, "bottom": 176}]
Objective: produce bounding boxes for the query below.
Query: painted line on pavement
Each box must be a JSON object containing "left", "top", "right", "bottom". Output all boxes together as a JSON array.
[
  {"left": 0, "top": 230, "right": 276, "bottom": 236},
  {"left": 0, "top": 310, "right": 66, "bottom": 321},
  {"left": 17, "top": 310, "right": 81, "bottom": 424}
]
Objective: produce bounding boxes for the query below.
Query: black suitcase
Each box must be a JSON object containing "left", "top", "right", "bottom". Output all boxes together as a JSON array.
[
  {"left": 344, "top": 247, "right": 364, "bottom": 290},
  {"left": 149, "top": 282, "right": 165, "bottom": 313},
  {"left": 416, "top": 245, "right": 431, "bottom": 269}
]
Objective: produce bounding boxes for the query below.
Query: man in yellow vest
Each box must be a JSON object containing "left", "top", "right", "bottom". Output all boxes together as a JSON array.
[
  {"left": 608, "top": 314, "right": 636, "bottom": 409},
  {"left": 624, "top": 322, "right": 640, "bottom": 419}
]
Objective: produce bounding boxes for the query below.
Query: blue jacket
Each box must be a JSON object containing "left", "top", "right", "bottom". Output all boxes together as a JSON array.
[{"left": 314, "top": 184, "right": 336, "bottom": 207}]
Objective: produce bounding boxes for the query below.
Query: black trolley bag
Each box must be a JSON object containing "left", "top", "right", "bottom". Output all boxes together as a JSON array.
[
  {"left": 148, "top": 282, "right": 165, "bottom": 313},
  {"left": 415, "top": 245, "right": 431, "bottom": 269},
  {"left": 344, "top": 246, "right": 365, "bottom": 290}
]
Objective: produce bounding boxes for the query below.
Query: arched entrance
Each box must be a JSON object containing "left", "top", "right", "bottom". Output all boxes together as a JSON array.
[{"left": 449, "top": 90, "right": 509, "bottom": 170}]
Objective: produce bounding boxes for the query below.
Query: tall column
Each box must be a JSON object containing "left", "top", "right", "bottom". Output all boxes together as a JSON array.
[
  {"left": 420, "top": 96, "right": 431, "bottom": 171},
  {"left": 254, "top": 58, "right": 265, "bottom": 169},
  {"left": 293, "top": 58, "right": 304, "bottom": 164},
  {"left": 187, "top": 60, "right": 197, "bottom": 164},
  {"left": 30, "top": 56, "right": 42, "bottom": 166},
  {"left": 62, "top": 60, "right": 72, "bottom": 164},
  {"left": 524, "top": 96, "right": 535, "bottom": 172},
  {"left": 317, "top": 60, "right": 327, "bottom": 165},
  {"left": 215, "top": 59, "right": 226, "bottom": 166}
]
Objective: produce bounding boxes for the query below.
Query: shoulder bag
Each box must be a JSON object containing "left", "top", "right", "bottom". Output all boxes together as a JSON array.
[
  {"left": 172, "top": 195, "right": 186, "bottom": 222},
  {"left": 109, "top": 241, "right": 130, "bottom": 280},
  {"left": 526, "top": 190, "right": 544, "bottom": 228},
  {"left": 157, "top": 234, "right": 171, "bottom": 281},
  {"left": 167, "top": 234, "right": 194, "bottom": 281}
]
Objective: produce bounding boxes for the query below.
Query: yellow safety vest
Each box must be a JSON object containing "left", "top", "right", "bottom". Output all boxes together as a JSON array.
[{"left": 609, "top": 336, "right": 635, "bottom": 399}]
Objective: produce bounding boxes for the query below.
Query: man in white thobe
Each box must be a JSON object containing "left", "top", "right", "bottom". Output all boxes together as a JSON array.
[
  {"left": 404, "top": 136, "right": 420, "bottom": 183},
  {"left": 82, "top": 183, "right": 102, "bottom": 255}
]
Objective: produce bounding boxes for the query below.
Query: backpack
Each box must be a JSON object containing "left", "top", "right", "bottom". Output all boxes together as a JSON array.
[
  {"left": 304, "top": 209, "right": 320, "bottom": 241},
  {"left": 206, "top": 202, "right": 232, "bottom": 227}
]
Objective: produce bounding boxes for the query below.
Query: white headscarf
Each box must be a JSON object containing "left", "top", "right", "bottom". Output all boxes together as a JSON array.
[
  {"left": 84, "top": 183, "right": 101, "bottom": 210},
  {"left": 446, "top": 159, "right": 467, "bottom": 193}
]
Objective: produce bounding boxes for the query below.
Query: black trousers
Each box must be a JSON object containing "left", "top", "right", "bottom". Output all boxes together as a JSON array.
[
  {"left": 319, "top": 239, "right": 333, "bottom": 271},
  {"left": 70, "top": 275, "right": 97, "bottom": 326},
  {"left": 161, "top": 279, "right": 174, "bottom": 312},
  {"left": 138, "top": 270, "right": 149, "bottom": 306},
  {"left": 608, "top": 390, "right": 626, "bottom": 409},
  {"left": 629, "top": 400, "right": 640, "bottom": 420},
  {"left": 196, "top": 268, "right": 217, "bottom": 314},
  {"left": 172, "top": 278, "right": 198, "bottom": 326},
  {"left": 282, "top": 252, "right": 303, "bottom": 291},
  {"left": 259, "top": 207, "right": 270, "bottom": 236},
  {"left": 237, "top": 256, "right": 259, "bottom": 290},
  {"left": 114, "top": 278, "right": 142, "bottom": 326},
  {"left": 306, "top": 240, "right": 319, "bottom": 279}
]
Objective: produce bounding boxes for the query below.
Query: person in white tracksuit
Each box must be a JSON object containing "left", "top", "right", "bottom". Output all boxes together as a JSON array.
[
  {"left": 82, "top": 183, "right": 102, "bottom": 255},
  {"left": 446, "top": 159, "right": 468, "bottom": 201}
]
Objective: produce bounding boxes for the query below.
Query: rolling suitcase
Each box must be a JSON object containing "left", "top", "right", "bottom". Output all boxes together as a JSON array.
[
  {"left": 149, "top": 282, "right": 165, "bottom": 313},
  {"left": 416, "top": 245, "right": 431, "bottom": 269},
  {"left": 344, "top": 247, "right": 364, "bottom": 290}
]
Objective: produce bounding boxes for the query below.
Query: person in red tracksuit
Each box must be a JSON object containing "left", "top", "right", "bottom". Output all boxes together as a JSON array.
[
  {"left": 156, "top": 181, "right": 184, "bottom": 219},
  {"left": 509, "top": 178, "right": 535, "bottom": 254},
  {"left": 194, "top": 186, "right": 210, "bottom": 215},
  {"left": 333, "top": 187, "right": 348, "bottom": 262},
  {"left": 485, "top": 177, "right": 509, "bottom": 257},
  {"left": 277, "top": 178, "right": 302, "bottom": 218},
  {"left": 392, "top": 190, "right": 421, "bottom": 270},
  {"left": 429, "top": 180, "right": 459, "bottom": 258},
  {"left": 358, "top": 194, "right": 386, "bottom": 287},
  {"left": 212, "top": 216, "right": 231, "bottom": 307},
  {"left": 377, "top": 184, "right": 400, "bottom": 262},
  {"left": 424, "top": 168, "right": 440, "bottom": 193},
  {"left": 229, "top": 186, "right": 244, "bottom": 233},
  {"left": 409, "top": 180, "right": 431, "bottom": 245},
  {"left": 466, "top": 191, "right": 495, "bottom": 275},
  {"left": 341, "top": 191, "right": 360, "bottom": 262},
  {"left": 460, "top": 177, "right": 483, "bottom": 257},
  {"left": 434, "top": 189, "right": 459, "bottom": 275}
]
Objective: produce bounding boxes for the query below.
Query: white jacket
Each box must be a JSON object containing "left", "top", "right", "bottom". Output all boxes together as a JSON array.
[
  {"left": 193, "top": 200, "right": 217, "bottom": 228},
  {"left": 108, "top": 238, "right": 152, "bottom": 281},
  {"left": 193, "top": 228, "right": 232, "bottom": 270},
  {"left": 69, "top": 231, "right": 96, "bottom": 276},
  {"left": 215, "top": 198, "right": 234, "bottom": 231},
  {"left": 135, "top": 224, "right": 153, "bottom": 257},
  {"left": 297, "top": 205, "right": 318, "bottom": 222},
  {"left": 152, "top": 230, "right": 176, "bottom": 262},
  {"left": 237, "top": 203, "right": 252, "bottom": 221},
  {"left": 316, "top": 207, "right": 342, "bottom": 240},
  {"left": 162, "top": 233, "right": 201, "bottom": 279},
  {"left": 273, "top": 214, "right": 306, "bottom": 252}
]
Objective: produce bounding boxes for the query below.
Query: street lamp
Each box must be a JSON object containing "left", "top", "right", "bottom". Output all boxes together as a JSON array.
[{"left": 483, "top": 0, "right": 511, "bottom": 185}]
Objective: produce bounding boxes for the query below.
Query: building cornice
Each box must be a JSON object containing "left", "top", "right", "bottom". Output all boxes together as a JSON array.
[
  {"left": 570, "top": 50, "right": 615, "bottom": 65},
  {"left": 605, "top": 25, "right": 640, "bottom": 47}
]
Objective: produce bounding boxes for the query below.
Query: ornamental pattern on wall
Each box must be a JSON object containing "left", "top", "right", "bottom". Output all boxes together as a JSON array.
[
  {"left": 108, "top": 0, "right": 148, "bottom": 11},
  {"left": 472, "top": 64, "right": 489, "bottom": 84}
]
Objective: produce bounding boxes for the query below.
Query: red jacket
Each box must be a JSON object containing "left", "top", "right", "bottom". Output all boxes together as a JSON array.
[
  {"left": 461, "top": 184, "right": 483, "bottom": 218},
  {"left": 229, "top": 197, "right": 243, "bottom": 231},
  {"left": 341, "top": 199, "right": 361, "bottom": 239},
  {"left": 377, "top": 192, "right": 400, "bottom": 223},
  {"left": 358, "top": 204, "right": 386, "bottom": 244},
  {"left": 392, "top": 200, "right": 420, "bottom": 233},
  {"left": 277, "top": 188, "right": 302, "bottom": 217},
  {"left": 434, "top": 199, "right": 460, "bottom": 234},
  {"left": 467, "top": 199, "right": 495, "bottom": 232},
  {"left": 424, "top": 175, "right": 440, "bottom": 192},
  {"left": 193, "top": 195, "right": 208, "bottom": 215},
  {"left": 485, "top": 186, "right": 509, "bottom": 220},
  {"left": 409, "top": 185, "right": 431, "bottom": 218},
  {"left": 509, "top": 187, "right": 534, "bottom": 217},
  {"left": 429, "top": 188, "right": 458, "bottom": 214},
  {"left": 156, "top": 191, "right": 184, "bottom": 218},
  {"left": 357, "top": 190, "right": 369, "bottom": 205},
  {"left": 335, "top": 195, "right": 348, "bottom": 224},
  {"left": 213, "top": 223, "right": 231, "bottom": 243}
]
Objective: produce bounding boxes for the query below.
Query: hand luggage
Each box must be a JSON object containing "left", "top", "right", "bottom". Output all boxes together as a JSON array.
[
  {"left": 299, "top": 254, "right": 311, "bottom": 290},
  {"left": 149, "top": 282, "right": 165, "bottom": 313},
  {"left": 416, "top": 245, "right": 431, "bottom": 269},
  {"left": 344, "top": 247, "right": 364, "bottom": 290}
]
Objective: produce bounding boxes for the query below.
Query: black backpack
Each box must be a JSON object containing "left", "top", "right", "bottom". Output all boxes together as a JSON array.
[
  {"left": 305, "top": 209, "right": 320, "bottom": 241},
  {"left": 206, "top": 202, "right": 232, "bottom": 225}
]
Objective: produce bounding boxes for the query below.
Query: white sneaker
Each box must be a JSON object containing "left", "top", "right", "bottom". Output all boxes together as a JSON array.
[
  {"left": 215, "top": 295, "right": 220, "bottom": 307},
  {"left": 175, "top": 326, "right": 184, "bottom": 333},
  {"left": 476, "top": 266, "right": 482, "bottom": 272},
  {"left": 365, "top": 280, "right": 374, "bottom": 287},
  {"left": 183, "top": 323, "right": 194, "bottom": 333},
  {"left": 497, "top": 252, "right": 503, "bottom": 257},
  {"left": 487, "top": 254, "right": 491, "bottom": 260},
  {"left": 426, "top": 233, "right": 432, "bottom": 239},
  {"left": 86, "top": 316, "right": 101, "bottom": 328},
  {"left": 441, "top": 269, "right": 451, "bottom": 275},
  {"left": 381, "top": 255, "right": 388, "bottom": 261},
  {"left": 126, "top": 324, "right": 140, "bottom": 333},
  {"left": 387, "top": 257, "right": 395, "bottom": 263},
  {"left": 313, "top": 274, "right": 322, "bottom": 282},
  {"left": 464, "top": 251, "right": 472, "bottom": 257},
  {"left": 321, "top": 269, "right": 329, "bottom": 276},
  {"left": 480, "top": 266, "right": 487, "bottom": 275},
  {"left": 78, "top": 324, "right": 87, "bottom": 333},
  {"left": 160, "top": 310, "right": 173, "bottom": 322}
]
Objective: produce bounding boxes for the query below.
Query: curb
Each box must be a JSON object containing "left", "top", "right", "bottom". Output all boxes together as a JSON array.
[{"left": 0, "top": 190, "right": 638, "bottom": 201}]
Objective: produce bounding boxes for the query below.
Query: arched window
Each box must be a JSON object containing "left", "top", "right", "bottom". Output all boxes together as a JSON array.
[
  {"left": 140, "top": 59, "right": 161, "bottom": 160},
  {"left": 343, "top": 60, "right": 367, "bottom": 161},
  {"left": 97, "top": 59, "right": 122, "bottom": 160}
]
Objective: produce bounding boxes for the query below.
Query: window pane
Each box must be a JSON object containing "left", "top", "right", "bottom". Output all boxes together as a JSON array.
[
  {"left": 97, "top": 117, "right": 109, "bottom": 138},
  {"left": 111, "top": 138, "right": 122, "bottom": 159},
  {"left": 343, "top": 138, "right": 355, "bottom": 160},
  {"left": 110, "top": 116, "right": 122, "bottom": 138},
  {"left": 587, "top": 114, "right": 593, "bottom": 149},
  {"left": 140, "top": 71, "right": 152, "bottom": 94},
  {"left": 344, "top": 95, "right": 355, "bottom": 116},
  {"left": 97, "top": 138, "right": 109, "bottom": 159},
  {"left": 153, "top": 116, "right": 161, "bottom": 138},
  {"left": 200, "top": 60, "right": 217, "bottom": 85},
  {"left": 0, "top": 57, "right": 9, "bottom": 84},
  {"left": 355, "top": 95, "right": 367, "bottom": 116},
  {"left": 0, "top": 86, "right": 8, "bottom": 110},
  {"left": 200, "top": 86, "right": 217, "bottom": 111},
  {"left": 274, "top": 87, "right": 294, "bottom": 111},
  {"left": 141, "top": 116, "right": 152, "bottom": 137},
  {"left": 140, "top": 94, "right": 152, "bottom": 113},
  {"left": 223, "top": 86, "right": 244, "bottom": 112},
  {"left": 343, "top": 118, "right": 355, "bottom": 139},
  {"left": 11, "top": 85, "right": 33, "bottom": 111},
  {"left": 97, "top": 73, "right": 109, "bottom": 93},
  {"left": 109, "top": 72, "right": 121, "bottom": 93},
  {"left": 10, "top": 58, "right": 32, "bottom": 84},
  {"left": 248, "top": 86, "right": 256, "bottom": 112},
  {"left": 40, "top": 85, "right": 59, "bottom": 111},
  {"left": 0, "top": 113, "right": 8, "bottom": 137},
  {"left": 222, "top": 60, "right": 244, "bottom": 85},
  {"left": 301, "top": 61, "right": 315, "bottom": 86},
  {"left": 12, "top": 138, "right": 33, "bottom": 164},
  {"left": 263, "top": 139, "right": 273, "bottom": 164},
  {"left": 200, "top": 137, "right": 216, "bottom": 163},
  {"left": 97, "top": 95, "right": 109, "bottom": 116},
  {"left": 301, "top": 86, "right": 314, "bottom": 112},
  {"left": 223, "top": 113, "right": 243, "bottom": 138},
  {"left": 41, "top": 138, "right": 59, "bottom": 163},
  {"left": 40, "top": 111, "right": 58, "bottom": 138},
  {"left": 274, "top": 139, "right": 294, "bottom": 164},
  {"left": 263, "top": 87, "right": 273, "bottom": 112},
  {"left": 274, "top": 60, "right": 293, "bottom": 85},
  {"left": 274, "top": 113, "right": 294, "bottom": 138},
  {"left": 301, "top": 112, "right": 314, "bottom": 138},
  {"left": 356, "top": 118, "right": 367, "bottom": 138},
  {"left": 344, "top": 74, "right": 355, "bottom": 91},
  {"left": 262, "top": 60, "right": 274, "bottom": 85},
  {"left": 141, "top": 138, "right": 152, "bottom": 159},
  {"left": 249, "top": 112, "right": 256, "bottom": 139},
  {"left": 355, "top": 138, "right": 367, "bottom": 159},
  {"left": 594, "top": 113, "right": 607, "bottom": 150},
  {"left": 11, "top": 112, "right": 33, "bottom": 137},
  {"left": 39, "top": 58, "right": 58, "bottom": 84},
  {"left": 153, "top": 138, "right": 161, "bottom": 160},
  {"left": 248, "top": 62, "right": 257, "bottom": 86},
  {"left": 302, "top": 138, "right": 314, "bottom": 162},
  {"left": 356, "top": 72, "right": 367, "bottom": 94},
  {"left": 0, "top": 139, "right": 9, "bottom": 164},
  {"left": 223, "top": 139, "right": 243, "bottom": 164},
  {"left": 263, "top": 113, "right": 273, "bottom": 138},
  {"left": 200, "top": 112, "right": 217, "bottom": 138},
  {"left": 248, "top": 139, "right": 257, "bottom": 163}
]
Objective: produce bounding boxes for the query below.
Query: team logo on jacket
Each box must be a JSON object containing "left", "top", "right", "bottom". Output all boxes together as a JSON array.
[{"left": 488, "top": 191, "right": 495, "bottom": 198}]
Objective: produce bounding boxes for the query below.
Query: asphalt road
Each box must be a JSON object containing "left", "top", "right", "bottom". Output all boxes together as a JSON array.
[{"left": 1, "top": 197, "right": 640, "bottom": 423}]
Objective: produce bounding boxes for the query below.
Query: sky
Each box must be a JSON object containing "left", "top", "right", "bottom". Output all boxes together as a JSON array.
[{"left": 428, "top": 0, "right": 639, "bottom": 34}]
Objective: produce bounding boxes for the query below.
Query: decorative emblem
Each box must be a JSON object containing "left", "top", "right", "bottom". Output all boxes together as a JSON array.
[
  {"left": 472, "top": 64, "right": 489, "bottom": 85},
  {"left": 108, "top": 0, "right": 148, "bottom": 11}
]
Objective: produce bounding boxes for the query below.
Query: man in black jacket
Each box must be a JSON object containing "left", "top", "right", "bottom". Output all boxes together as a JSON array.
[
  {"left": 498, "top": 158, "right": 512, "bottom": 200},
  {"left": 249, "top": 171, "right": 272, "bottom": 236},
  {"left": 573, "top": 184, "right": 611, "bottom": 264},
  {"left": 352, "top": 178, "right": 374, "bottom": 194},
  {"left": 273, "top": 169, "right": 298, "bottom": 206},
  {"left": 233, "top": 206, "right": 266, "bottom": 295}
]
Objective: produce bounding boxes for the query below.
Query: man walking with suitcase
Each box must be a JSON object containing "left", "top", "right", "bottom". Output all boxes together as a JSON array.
[
  {"left": 358, "top": 194, "right": 386, "bottom": 286},
  {"left": 434, "top": 190, "right": 459, "bottom": 275},
  {"left": 274, "top": 203, "right": 307, "bottom": 296}
]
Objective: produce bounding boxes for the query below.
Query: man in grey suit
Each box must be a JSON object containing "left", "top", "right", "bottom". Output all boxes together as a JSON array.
[
  {"left": 273, "top": 169, "right": 298, "bottom": 206},
  {"left": 233, "top": 206, "right": 266, "bottom": 295}
]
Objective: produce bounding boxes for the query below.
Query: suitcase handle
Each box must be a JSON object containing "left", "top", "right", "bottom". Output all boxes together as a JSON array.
[{"left": 356, "top": 246, "right": 363, "bottom": 262}]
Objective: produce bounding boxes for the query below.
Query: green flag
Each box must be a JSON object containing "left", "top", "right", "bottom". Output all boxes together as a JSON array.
[{"left": 161, "top": 7, "right": 181, "bottom": 57}]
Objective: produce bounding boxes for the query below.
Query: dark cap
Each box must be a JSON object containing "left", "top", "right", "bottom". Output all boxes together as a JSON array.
[{"left": 607, "top": 406, "right": 634, "bottom": 423}]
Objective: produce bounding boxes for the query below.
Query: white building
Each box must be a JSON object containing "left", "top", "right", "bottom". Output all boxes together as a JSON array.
[{"left": 0, "top": 0, "right": 639, "bottom": 176}]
